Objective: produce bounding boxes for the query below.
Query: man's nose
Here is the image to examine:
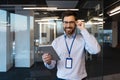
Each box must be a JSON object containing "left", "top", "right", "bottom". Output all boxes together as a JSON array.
[{"left": 66, "top": 23, "right": 71, "bottom": 27}]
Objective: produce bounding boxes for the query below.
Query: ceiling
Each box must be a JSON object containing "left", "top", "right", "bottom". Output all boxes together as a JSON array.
[
  {"left": 0, "top": 0, "right": 119, "bottom": 30},
  {"left": 1, "top": 0, "right": 115, "bottom": 21},
  {"left": 35, "top": 0, "right": 102, "bottom": 20}
]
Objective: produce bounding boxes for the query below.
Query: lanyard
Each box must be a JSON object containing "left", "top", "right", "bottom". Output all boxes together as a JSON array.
[{"left": 64, "top": 34, "right": 76, "bottom": 57}]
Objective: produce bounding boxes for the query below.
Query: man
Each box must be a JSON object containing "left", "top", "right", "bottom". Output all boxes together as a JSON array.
[{"left": 42, "top": 11, "right": 101, "bottom": 80}]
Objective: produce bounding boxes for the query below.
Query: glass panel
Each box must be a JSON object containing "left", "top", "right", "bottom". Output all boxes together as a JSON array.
[
  {"left": 0, "top": 9, "right": 7, "bottom": 71},
  {"left": 0, "top": 9, "right": 13, "bottom": 72},
  {"left": 38, "top": 20, "right": 56, "bottom": 45},
  {"left": 83, "top": 1, "right": 103, "bottom": 80},
  {"left": 85, "top": 24, "right": 103, "bottom": 80}
]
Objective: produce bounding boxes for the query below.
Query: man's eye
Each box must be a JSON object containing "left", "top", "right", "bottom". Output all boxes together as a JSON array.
[{"left": 63, "top": 21, "right": 75, "bottom": 24}]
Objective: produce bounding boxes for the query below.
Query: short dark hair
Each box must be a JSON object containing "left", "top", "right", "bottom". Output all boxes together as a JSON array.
[{"left": 61, "top": 11, "right": 77, "bottom": 21}]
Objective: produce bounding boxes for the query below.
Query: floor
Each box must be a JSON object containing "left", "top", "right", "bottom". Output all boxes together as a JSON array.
[
  {"left": 0, "top": 62, "right": 57, "bottom": 80},
  {"left": 0, "top": 43, "right": 120, "bottom": 80}
]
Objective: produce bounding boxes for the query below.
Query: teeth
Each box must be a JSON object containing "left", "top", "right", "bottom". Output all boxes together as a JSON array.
[{"left": 66, "top": 28, "right": 71, "bottom": 30}]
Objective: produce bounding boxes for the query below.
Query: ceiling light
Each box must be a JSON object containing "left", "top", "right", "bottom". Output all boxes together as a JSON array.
[
  {"left": 109, "top": 10, "right": 120, "bottom": 16},
  {"left": 109, "top": 6, "right": 120, "bottom": 13},
  {"left": 86, "top": 21, "right": 103, "bottom": 25},
  {"left": 23, "top": 7, "right": 78, "bottom": 11},
  {"left": 90, "top": 17, "right": 103, "bottom": 21},
  {"left": 99, "top": 13, "right": 103, "bottom": 16},
  {"left": 108, "top": 6, "right": 120, "bottom": 16},
  {"left": 35, "top": 19, "right": 61, "bottom": 22},
  {"left": 23, "top": 7, "right": 57, "bottom": 10},
  {"left": 35, "top": 16, "right": 60, "bottom": 22},
  {"left": 47, "top": 9, "right": 79, "bottom": 11}
]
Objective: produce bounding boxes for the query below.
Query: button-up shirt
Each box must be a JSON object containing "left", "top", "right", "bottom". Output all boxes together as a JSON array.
[{"left": 44, "top": 29, "right": 101, "bottom": 80}]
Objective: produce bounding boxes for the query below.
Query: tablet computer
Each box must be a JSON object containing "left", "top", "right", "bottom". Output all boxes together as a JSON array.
[{"left": 38, "top": 45, "right": 60, "bottom": 60}]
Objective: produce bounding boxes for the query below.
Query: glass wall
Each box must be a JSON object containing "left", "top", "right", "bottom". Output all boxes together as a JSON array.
[
  {"left": 0, "top": 9, "right": 13, "bottom": 72},
  {"left": 0, "top": 0, "right": 104, "bottom": 80},
  {"left": 85, "top": 22, "right": 103, "bottom": 80}
]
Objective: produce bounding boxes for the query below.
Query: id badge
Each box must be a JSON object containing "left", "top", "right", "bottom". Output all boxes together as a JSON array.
[{"left": 65, "top": 57, "right": 73, "bottom": 69}]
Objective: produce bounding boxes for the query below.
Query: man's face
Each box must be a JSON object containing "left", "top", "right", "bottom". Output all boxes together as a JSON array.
[{"left": 63, "top": 15, "right": 76, "bottom": 35}]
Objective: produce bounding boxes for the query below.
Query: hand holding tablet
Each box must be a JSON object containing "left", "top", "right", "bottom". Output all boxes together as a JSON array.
[{"left": 39, "top": 45, "right": 60, "bottom": 61}]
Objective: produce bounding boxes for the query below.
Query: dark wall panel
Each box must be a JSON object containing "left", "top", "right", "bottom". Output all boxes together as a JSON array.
[{"left": 0, "top": 0, "right": 47, "bottom": 5}]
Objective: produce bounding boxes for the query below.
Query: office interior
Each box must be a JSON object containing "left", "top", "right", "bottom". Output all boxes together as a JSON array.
[{"left": 0, "top": 0, "right": 120, "bottom": 80}]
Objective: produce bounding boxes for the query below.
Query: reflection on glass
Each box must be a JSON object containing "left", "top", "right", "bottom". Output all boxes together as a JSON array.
[
  {"left": 15, "top": 14, "right": 27, "bottom": 31},
  {"left": 38, "top": 20, "right": 56, "bottom": 45},
  {"left": 0, "top": 10, "right": 7, "bottom": 31},
  {"left": 103, "top": 30, "right": 112, "bottom": 44},
  {"left": 0, "top": 9, "right": 13, "bottom": 72}
]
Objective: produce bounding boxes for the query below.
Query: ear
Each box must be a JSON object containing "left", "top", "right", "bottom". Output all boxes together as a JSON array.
[
  {"left": 75, "top": 21, "right": 78, "bottom": 25},
  {"left": 74, "top": 21, "right": 77, "bottom": 27}
]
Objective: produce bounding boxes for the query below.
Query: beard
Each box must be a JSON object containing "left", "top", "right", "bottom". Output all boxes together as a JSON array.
[{"left": 64, "top": 26, "right": 76, "bottom": 35}]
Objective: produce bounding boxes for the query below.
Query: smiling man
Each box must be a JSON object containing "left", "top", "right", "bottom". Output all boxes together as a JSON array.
[{"left": 42, "top": 11, "right": 101, "bottom": 80}]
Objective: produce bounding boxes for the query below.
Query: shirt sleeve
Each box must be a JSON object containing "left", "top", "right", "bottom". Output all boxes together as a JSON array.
[
  {"left": 44, "top": 60, "right": 56, "bottom": 69},
  {"left": 80, "top": 29, "right": 101, "bottom": 54},
  {"left": 43, "top": 39, "right": 58, "bottom": 69}
]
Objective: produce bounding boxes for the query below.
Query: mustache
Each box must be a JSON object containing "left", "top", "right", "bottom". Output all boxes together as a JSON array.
[{"left": 65, "top": 27, "right": 73, "bottom": 29}]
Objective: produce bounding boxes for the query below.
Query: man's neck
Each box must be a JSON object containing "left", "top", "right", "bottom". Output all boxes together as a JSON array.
[{"left": 65, "top": 32, "right": 76, "bottom": 38}]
